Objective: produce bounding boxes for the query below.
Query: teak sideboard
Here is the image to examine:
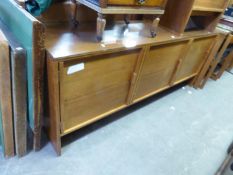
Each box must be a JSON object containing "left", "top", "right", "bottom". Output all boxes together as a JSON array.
[{"left": 45, "top": 22, "right": 219, "bottom": 155}]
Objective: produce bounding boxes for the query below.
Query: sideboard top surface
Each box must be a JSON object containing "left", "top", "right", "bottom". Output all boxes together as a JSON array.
[{"left": 45, "top": 21, "right": 219, "bottom": 61}]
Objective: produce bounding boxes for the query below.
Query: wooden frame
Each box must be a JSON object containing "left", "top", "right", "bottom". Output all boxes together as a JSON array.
[{"left": 161, "top": 0, "right": 230, "bottom": 35}]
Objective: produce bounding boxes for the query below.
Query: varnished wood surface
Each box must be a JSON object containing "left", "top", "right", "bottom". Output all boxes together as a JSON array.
[
  {"left": 33, "top": 21, "right": 45, "bottom": 151},
  {"left": 11, "top": 48, "right": 27, "bottom": 157},
  {"left": 76, "top": 0, "right": 165, "bottom": 14},
  {"left": 160, "top": 0, "right": 230, "bottom": 35},
  {"left": 0, "top": 0, "right": 46, "bottom": 151},
  {"left": 45, "top": 21, "right": 219, "bottom": 156},
  {"left": 47, "top": 57, "right": 61, "bottom": 156},
  {"left": 160, "top": 0, "right": 194, "bottom": 35},
  {"left": 192, "top": 36, "right": 219, "bottom": 88},
  {"left": 0, "top": 30, "right": 14, "bottom": 158},
  {"left": 60, "top": 49, "right": 139, "bottom": 134},
  {"left": 107, "top": 0, "right": 166, "bottom": 7},
  {"left": 37, "top": 1, "right": 77, "bottom": 25},
  {"left": 193, "top": 0, "right": 228, "bottom": 10},
  {"left": 133, "top": 41, "right": 188, "bottom": 101},
  {"left": 175, "top": 37, "right": 215, "bottom": 81},
  {"left": 0, "top": 20, "right": 28, "bottom": 157},
  {"left": 206, "top": 31, "right": 229, "bottom": 81},
  {"left": 45, "top": 21, "right": 218, "bottom": 60},
  {"left": 200, "top": 26, "right": 232, "bottom": 83},
  {"left": 214, "top": 33, "right": 233, "bottom": 80}
]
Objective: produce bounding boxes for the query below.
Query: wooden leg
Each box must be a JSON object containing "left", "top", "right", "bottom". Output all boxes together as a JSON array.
[
  {"left": 97, "top": 13, "right": 106, "bottom": 41},
  {"left": 124, "top": 15, "right": 130, "bottom": 25},
  {"left": 73, "top": 4, "right": 79, "bottom": 28},
  {"left": 70, "top": 0, "right": 79, "bottom": 28},
  {"left": 150, "top": 17, "right": 160, "bottom": 38}
]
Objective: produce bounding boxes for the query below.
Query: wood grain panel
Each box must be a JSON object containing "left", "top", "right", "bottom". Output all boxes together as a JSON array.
[
  {"left": 47, "top": 57, "right": 61, "bottom": 156},
  {"left": 134, "top": 41, "right": 188, "bottom": 101},
  {"left": 175, "top": 37, "right": 215, "bottom": 82},
  {"left": 60, "top": 50, "right": 140, "bottom": 133},
  {"left": 0, "top": 30, "right": 14, "bottom": 158},
  {"left": 160, "top": 0, "right": 195, "bottom": 34}
]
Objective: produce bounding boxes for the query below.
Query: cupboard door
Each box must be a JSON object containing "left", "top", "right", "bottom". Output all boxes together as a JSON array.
[
  {"left": 107, "top": 0, "right": 166, "bottom": 7},
  {"left": 60, "top": 50, "right": 140, "bottom": 133},
  {"left": 175, "top": 37, "right": 214, "bottom": 82},
  {"left": 134, "top": 41, "right": 188, "bottom": 102}
]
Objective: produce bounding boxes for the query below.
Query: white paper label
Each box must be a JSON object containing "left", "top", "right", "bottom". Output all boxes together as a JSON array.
[{"left": 67, "top": 63, "right": 84, "bottom": 75}]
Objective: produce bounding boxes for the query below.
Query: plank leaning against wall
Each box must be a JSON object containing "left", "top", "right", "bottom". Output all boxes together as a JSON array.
[
  {"left": 0, "top": 20, "right": 27, "bottom": 157},
  {"left": 0, "top": 0, "right": 45, "bottom": 150},
  {"left": 0, "top": 29, "right": 14, "bottom": 158}
]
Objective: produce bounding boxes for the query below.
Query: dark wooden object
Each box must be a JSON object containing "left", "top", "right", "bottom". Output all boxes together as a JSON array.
[{"left": 0, "top": 21, "right": 27, "bottom": 157}]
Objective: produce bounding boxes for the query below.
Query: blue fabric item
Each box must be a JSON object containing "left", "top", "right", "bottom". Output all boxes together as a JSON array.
[{"left": 25, "top": 0, "right": 53, "bottom": 16}]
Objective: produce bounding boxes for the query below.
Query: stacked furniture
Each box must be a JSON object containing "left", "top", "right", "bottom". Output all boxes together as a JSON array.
[{"left": 0, "top": 0, "right": 231, "bottom": 157}]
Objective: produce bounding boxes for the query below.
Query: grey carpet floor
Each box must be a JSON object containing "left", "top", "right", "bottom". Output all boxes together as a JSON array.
[{"left": 1, "top": 72, "right": 233, "bottom": 175}]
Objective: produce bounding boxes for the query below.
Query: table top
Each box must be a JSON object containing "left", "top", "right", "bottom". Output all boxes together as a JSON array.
[
  {"left": 76, "top": 0, "right": 165, "bottom": 15},
  {"left": 45, "top": 21, "right": 219, "bottom": 61}
]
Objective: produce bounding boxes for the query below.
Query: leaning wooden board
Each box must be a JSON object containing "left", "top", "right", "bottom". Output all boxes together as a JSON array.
[
  {"left": 0, "top": 0, "right": 45, "bottom": 150},
  {"left": 0, "top": 30, "right": 14, "bottom": 158},
  {"left": 45, "top": 23, "right": 219, "bottom": 155},
  {"left": 0, "top": 21, "right": 27, "bottom": 157}
]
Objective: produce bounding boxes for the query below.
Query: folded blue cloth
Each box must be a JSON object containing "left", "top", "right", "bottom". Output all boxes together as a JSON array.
[{"left": 25, "top": 0, "right": 53, "bottom": 16}]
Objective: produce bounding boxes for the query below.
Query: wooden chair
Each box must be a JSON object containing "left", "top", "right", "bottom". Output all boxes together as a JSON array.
[{"left": 74, "top": 0, "right": 168, "bottom": 40}]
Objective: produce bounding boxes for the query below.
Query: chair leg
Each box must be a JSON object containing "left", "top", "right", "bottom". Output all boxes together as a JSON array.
[
  {"left": 150, "top": 17, "right": 160, "bottom": 38},
  {"left": 124, "top": 15, "right": 130, "bottom": 25},
  {"left": 97, "top": 13, "right": 106, "bottom": 41},
  {"left": 71, "top": 0, "right": 79, "bottom": 28}
]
